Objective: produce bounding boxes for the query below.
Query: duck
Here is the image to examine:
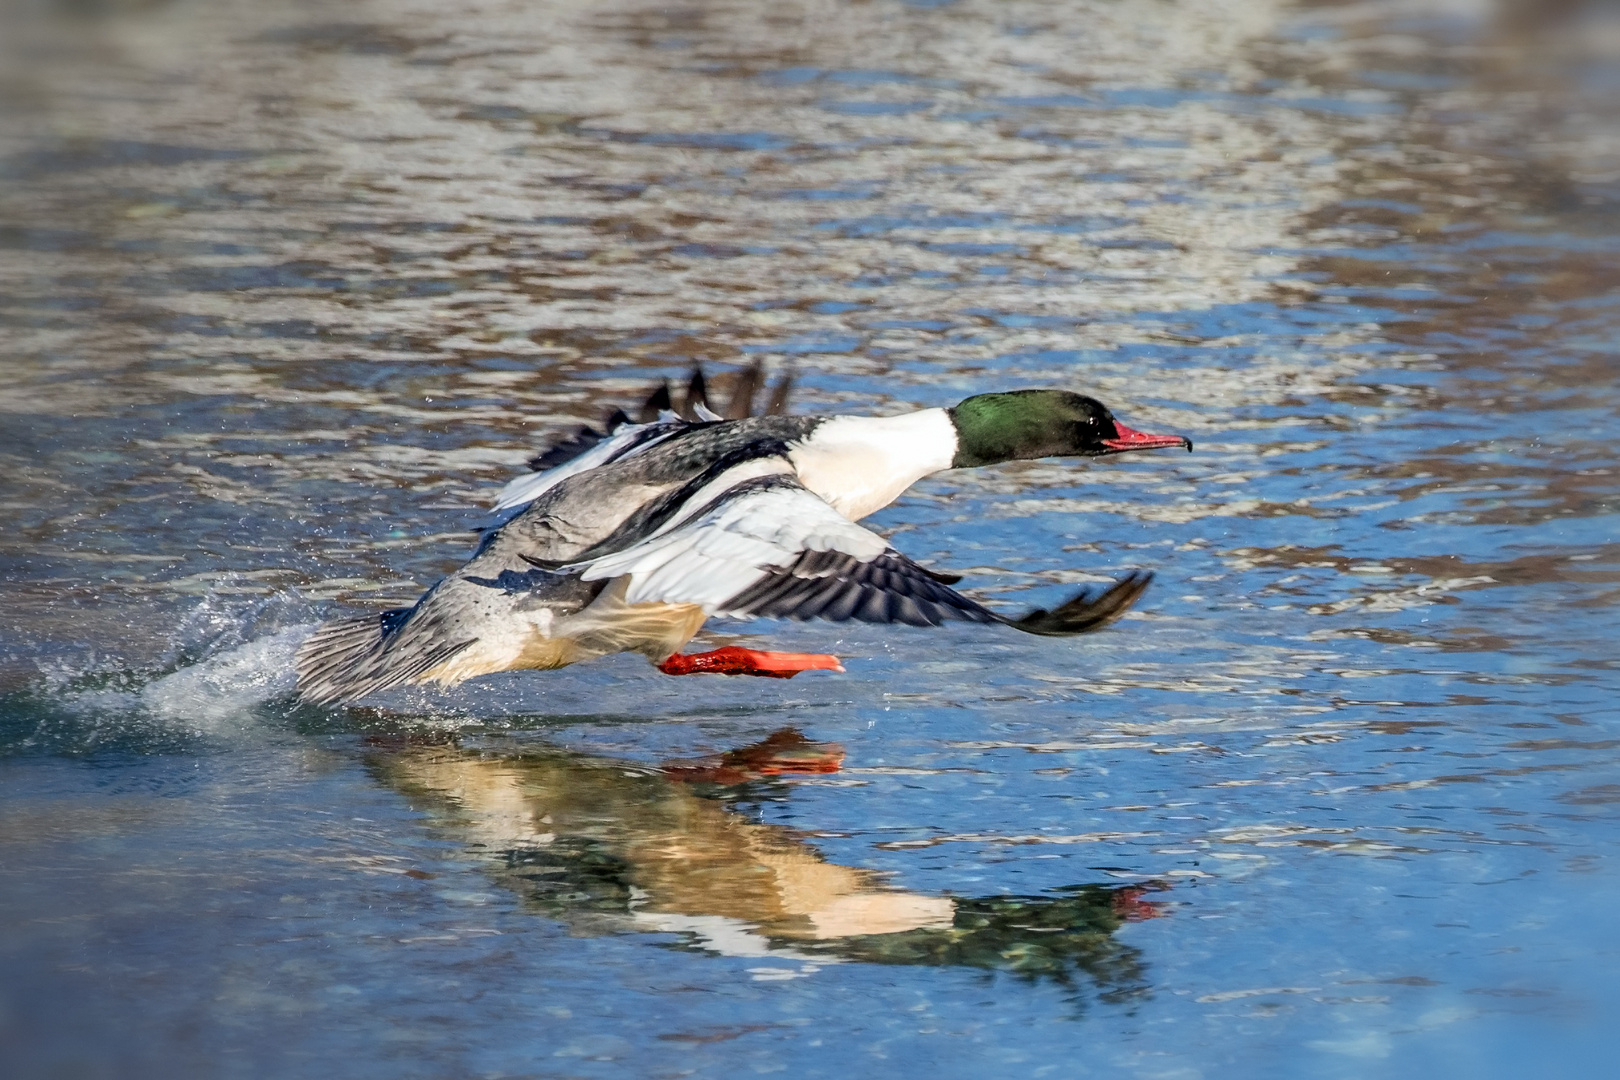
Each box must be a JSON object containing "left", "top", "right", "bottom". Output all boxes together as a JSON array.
[{"left": 295, "top": 369, "right": 1191, "bottom": 705}]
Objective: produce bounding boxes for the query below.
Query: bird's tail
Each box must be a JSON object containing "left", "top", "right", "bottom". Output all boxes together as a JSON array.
[
  {"left": 295, "top": 612, "right": 391, "bottom": 705},
  {"left": 295, "top": 606, "right": 473, "bottom": 706}
]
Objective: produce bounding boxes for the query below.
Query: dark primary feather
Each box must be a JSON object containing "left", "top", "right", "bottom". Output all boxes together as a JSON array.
[
  {"left": 720, "top": 547, "right": 1151, "bottom": 636},
  {"left": 724, "top": 360, "right": 762, "bottom": 419},
  {"left": 723, "top": 548, "right": 999, "bottom": 628},
  {"left": 524, "top": 364, "right": 794, "bottom": 476},
  {"left": 1005, "top": 571, "right": 1152, "bottom": 636},
  {"left": 637, "top": 383, "right": 673, "bottom": 423},
  {"left": 680, "top": 369, "right": 709, "bottom": 421},
  {"left": 763, "top": 368, "right": 793, "bottom": 416}
]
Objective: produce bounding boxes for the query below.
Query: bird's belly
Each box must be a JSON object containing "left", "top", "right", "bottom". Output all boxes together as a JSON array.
[
  {"left": 415, "top": 613, "right": 591, "bottom": 685},
  {"left": 514, "top": 633, "right": 590, "bottom": 672},
  {"left": 419, "top": 584, "right": 709, "bottom": 687},
  {"left": 519, "top": 605, "right": 708, "bottom": 668},
  {"left": 557, "top": 598, "right": 708, "bottom": 663}
]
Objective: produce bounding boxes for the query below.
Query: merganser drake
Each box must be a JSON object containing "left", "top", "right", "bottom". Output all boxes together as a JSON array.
[{"left": 296, "top": 374, "right": 1191, "bottom": 705}]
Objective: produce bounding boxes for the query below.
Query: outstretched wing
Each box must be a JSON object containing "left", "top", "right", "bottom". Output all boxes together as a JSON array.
[
  {"left": 568, "top": 465, "right": 1149, "bottom": 634},
  {"left": 493, "top": 363, "right": 793, "bottom": 521}
]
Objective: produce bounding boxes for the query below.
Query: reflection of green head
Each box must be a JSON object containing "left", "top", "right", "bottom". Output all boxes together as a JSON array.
[
  {"left": 789, "top": 884, "right": 1157, "bottom": 1002},
  {"left": 502, "top": 837, "right": 637, "bottom": 917}
]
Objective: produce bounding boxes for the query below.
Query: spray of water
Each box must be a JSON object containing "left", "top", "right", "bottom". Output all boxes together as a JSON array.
[{"left": 0, "top": 585, "right": 331, "bottom": 751}]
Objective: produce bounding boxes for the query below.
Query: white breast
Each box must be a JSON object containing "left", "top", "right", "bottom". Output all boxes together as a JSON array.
[{"left": 787, "top": 409, "right": 958, "bottom": 520}]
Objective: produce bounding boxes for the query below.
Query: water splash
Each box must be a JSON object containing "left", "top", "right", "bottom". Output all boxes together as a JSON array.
[
  {"left": 137, "top": 624, "right": 309, "bottom": 729},
  {"left": 0, "top": 588, "right": 325, "bottom": 753}
]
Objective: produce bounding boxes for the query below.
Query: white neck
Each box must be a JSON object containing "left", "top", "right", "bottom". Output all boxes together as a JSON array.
[{"left": 787, "top": 409, "right": 958, "bottom": 520}]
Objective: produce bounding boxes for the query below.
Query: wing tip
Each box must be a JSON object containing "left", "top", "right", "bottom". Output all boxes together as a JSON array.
[{"left": 1006, "top": 571, "right": 1153, "bottom": 637}]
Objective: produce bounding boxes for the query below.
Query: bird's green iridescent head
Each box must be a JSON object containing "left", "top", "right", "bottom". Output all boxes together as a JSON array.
[{"left": 948, "top": 389, "right": 1191, "bottom": 468}]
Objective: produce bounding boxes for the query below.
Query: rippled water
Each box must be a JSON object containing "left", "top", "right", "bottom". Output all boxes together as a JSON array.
[{"left": 4, "top": 0, "right": 1620, "bottom": 1076}]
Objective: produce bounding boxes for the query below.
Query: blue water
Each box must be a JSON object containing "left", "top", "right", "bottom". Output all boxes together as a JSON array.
[{"left": 3, "top": 1, "right": 1619, "bottom": 1076}]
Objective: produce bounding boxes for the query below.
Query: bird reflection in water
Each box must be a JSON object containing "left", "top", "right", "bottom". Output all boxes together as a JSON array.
[{"left": 366, "top": 727, "right": 1167, "bottom": 1005}]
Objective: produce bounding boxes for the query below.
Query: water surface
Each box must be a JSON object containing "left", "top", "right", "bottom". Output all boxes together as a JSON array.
[{"left": 3, "top": 0, "right": 1619, "bottom": 1076}]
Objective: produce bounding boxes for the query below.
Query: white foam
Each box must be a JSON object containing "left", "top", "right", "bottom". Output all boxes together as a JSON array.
[{"left": 138, "top": 624, "right": 313, "bottom": 730}]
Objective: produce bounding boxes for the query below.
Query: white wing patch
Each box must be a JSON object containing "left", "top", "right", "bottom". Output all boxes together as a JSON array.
[{"left": 575, "top": 476, "right": 889, "bottom": 613}]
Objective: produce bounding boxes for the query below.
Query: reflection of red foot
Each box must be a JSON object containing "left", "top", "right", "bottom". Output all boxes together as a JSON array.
[
  {"left": 1112, "top": 881, "right": 1172, "bottom": 921},
  {"left": 657, "top": 646, "right": 844, "bottom": 679},
  {"left": 663, "top": 727, "right": 846, "bottom": 784}
]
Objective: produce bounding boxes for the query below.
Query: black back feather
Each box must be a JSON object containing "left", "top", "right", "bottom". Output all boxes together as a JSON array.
[
  {"left": 764, "top": 368, "right": 794, "bottom": 416},
  {"left": 680, "top": 369, "right": 709, "bottom": 421},
  {"left": 527, "top": 425, "right": 607, "bottom": 472},
  {"left": 637, "top": 382, "right": 673, "bottom": 423},
  {"left": 524, "top": 364, "right": 794, "bottom": 477},
  {"left": 724, "top": 360, "right": 763, "bottom": 419}
]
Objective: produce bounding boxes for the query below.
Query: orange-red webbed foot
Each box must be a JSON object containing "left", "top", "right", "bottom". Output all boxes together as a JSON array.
[{"left": 657, "top": 646, "right": 845, "bottom": 679}]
